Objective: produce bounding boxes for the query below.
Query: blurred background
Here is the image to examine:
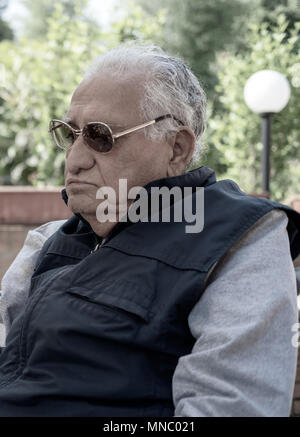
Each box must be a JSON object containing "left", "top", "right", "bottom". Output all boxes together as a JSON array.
[
  {"left": 0, "top": 0, "right": 299, "bottom": 199},
  {"left": 0, "top": 0, "right": 300, "bottom": 415}
]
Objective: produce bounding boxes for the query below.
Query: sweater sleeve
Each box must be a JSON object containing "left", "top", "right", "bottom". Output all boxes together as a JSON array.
[
  {"left": 172, "top": 209, "right": 299, "bottom": 417},
  {"left": 0, "top": 220, "right": 66, "bottom": 346}
]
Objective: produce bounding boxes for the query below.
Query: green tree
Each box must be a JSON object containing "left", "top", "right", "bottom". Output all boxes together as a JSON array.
[
  {"left": 110, "top": 1, "right": 166, "bottom": 45},
  {"left": 204, "top": 15, "right": 300, "bottom": 201},
  {"left": 133, "top": 0, "right": 300, "bottom": 98},
  {"left": 134, "top": 0, "right": 251, "bottom": 97},
  {"left": 0, "top": 17, "right": 12, "bottom": 40},
  {"left": 0, "top": 0, "right": 13, "bottom": 41}
]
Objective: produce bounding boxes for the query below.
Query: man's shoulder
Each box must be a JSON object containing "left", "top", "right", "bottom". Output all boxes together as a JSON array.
[
  {"left": 204, "top": 178, "right": 300, "bottom": 261},
  {"left": 230, "top": 208, "right": 288, "bottom": 251},
  {"left": 28, "top": 219, "right": 67, "bottom": 240}
]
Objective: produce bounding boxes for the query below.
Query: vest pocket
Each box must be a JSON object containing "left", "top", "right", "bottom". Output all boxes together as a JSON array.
[{"left": 66, "top": 281, "right": 151, "bottom": 323}]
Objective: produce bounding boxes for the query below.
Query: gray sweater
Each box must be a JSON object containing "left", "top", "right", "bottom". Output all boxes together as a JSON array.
[{"left": 0, "top": 209, "right": 298, "bottom": 416}]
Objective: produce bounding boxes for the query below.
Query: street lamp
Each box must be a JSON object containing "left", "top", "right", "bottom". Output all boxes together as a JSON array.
[{"left": 244, "top": 70, "right": 291, "bottom": 196}]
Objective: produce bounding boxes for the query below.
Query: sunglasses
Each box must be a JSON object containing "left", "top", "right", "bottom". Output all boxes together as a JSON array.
[{"left": 49, "top": 114, "right": 184, "bottom": 154}]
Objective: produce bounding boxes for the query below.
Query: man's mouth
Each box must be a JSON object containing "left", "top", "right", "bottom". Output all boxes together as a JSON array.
[{"left": 66, "top": 179, "right": 96, "bottom": 186}]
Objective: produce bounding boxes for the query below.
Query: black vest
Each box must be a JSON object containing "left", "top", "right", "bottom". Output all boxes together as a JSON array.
[{"left": 0, "top": 166, "right": 299, "bottom": 416}]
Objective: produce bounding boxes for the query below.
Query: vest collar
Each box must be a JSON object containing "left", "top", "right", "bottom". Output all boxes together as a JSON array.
[
  {"left": 60, "top": 165, "right": 216, "bottom": 242},
  {"left": 61, "top": 165, "right": 216, "bottom": 208}
]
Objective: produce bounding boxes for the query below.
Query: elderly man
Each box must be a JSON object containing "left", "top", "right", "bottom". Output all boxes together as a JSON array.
[{"left": 0, "top": 43, "right": 300, "bottom": 417}]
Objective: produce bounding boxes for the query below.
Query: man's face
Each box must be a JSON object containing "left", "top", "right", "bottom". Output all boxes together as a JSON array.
[{"left": 64, "top": 71, "right": 173, "bottom": 236}]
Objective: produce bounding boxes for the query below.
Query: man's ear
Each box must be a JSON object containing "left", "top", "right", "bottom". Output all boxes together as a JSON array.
[{"left": 167, "top": 127, "right": 196, "bottom": 177}]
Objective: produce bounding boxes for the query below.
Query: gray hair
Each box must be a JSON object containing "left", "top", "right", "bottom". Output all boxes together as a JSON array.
[{"left": 83, "top": 42, "right": 207, "bottom": 169}]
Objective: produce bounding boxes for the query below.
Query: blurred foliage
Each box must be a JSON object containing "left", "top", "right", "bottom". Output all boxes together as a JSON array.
[
  {"left": 112, "top": 1, "right": 166, "bottom": 45},
  {"left": 134, "top": 0, "right": 300, "bottom": 96},
  {"left": 257, "top": 0, "right": 300, "bottom": 47},
  {"left": 133, "top": 0, "right": 251, "bottom": 98},
  {"left": 20, "top": 0, "right": 96, "bottom": 38},
  {"left": 202, "top": 15, "right": 300, "bottom": 201},
  {"left": 0, "top": 0, "right": 13, "bottom": 41},
  {"left": 0, "top": 17, "right": 13, "bottom": 40},
  {"left": 0, "top": 0, "right": 163, "bottom": 185}
]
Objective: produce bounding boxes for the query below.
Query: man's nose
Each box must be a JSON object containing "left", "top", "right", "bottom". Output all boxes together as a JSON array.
[{"left": 65, "top": 136, "right": 95, "bottom": 174}]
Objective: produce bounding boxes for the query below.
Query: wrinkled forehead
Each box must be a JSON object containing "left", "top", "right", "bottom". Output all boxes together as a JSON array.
[{"left": 66, "top": 72, "right": 146, "bottom": 128}]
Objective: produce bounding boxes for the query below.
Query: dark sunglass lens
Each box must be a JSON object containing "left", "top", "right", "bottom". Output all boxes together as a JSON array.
[
  {"left": 83, "top": 123, "right": 113, "bottom": 153},
  {"left": 50, "top": 121, "right": 76, "bottom": 150}
]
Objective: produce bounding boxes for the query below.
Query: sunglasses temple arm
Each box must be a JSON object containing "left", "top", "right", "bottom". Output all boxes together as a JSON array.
[
  {"left": 113, "top": 114, "right": 183, "bottom": 140},
  {"left": 113, "top": 120, "right": 156, "bottom": 139}
]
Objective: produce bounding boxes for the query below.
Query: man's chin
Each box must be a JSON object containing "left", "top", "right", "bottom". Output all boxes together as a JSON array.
[{"left": 67, "top": 194, "right": 97, "bottom": 217}]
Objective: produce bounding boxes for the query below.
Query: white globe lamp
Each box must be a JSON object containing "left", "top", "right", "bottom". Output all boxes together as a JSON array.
[{"left": 244, "top": 70, "right": 291, "bottom": 195}]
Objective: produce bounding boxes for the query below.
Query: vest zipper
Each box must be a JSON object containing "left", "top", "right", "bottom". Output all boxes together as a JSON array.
[{"left": 90, "top": 237, "right": 106, "bottom": 254}]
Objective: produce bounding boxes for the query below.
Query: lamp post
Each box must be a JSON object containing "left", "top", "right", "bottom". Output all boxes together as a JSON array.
[{"left": 244, "top": 70, "right": 291, "bottom": 196}]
